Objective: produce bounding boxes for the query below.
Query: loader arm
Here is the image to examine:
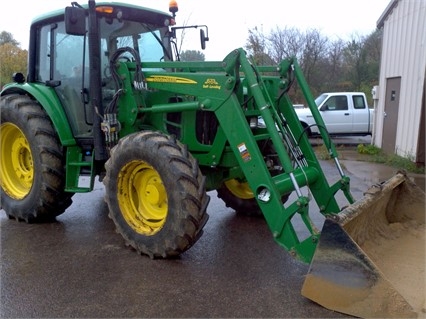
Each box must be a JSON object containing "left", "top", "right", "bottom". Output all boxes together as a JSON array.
[
  {"left": 127, "top": 48, "right": 355, "bottom": 262},
  {"left": 106, "top": 47, "right": 425, "bottom": 317}
]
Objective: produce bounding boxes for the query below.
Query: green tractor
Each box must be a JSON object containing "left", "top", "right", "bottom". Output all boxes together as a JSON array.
[{"left": 1, "top": 1, "right": 424, "bottom": 317}]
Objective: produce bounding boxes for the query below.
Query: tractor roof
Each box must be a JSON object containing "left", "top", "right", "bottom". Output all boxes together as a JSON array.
[{"left": 30, "top": 1, "right": 172, "bottom": 25}]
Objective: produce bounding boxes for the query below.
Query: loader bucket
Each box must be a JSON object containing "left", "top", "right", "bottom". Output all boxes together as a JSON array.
[{"left": 302, "top": 172, "right": 425, "bottom": 318}]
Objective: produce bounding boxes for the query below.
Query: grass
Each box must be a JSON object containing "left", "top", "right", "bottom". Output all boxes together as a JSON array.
[
  {"left": 314, "top": 143, "right": 425, "bottom": 174},
  {"left": 356, "top": 144, "right": 425, "bottom": 174}
]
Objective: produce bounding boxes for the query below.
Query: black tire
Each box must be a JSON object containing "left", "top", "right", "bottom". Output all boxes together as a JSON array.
[
  {"left": 301, "top": 122, "right": 313, "bottom": 137},
  {"left": 217, "top": 180, "right": 291, "bottom": 218},
  {"left": 217, "top": 179, "right": 262, "bottom": 217},
  {"left": 0, "top": 94, "right": 73, "bottom": 222},
  {"left": 103, "top": 131, "right": 210, "bottom": 258},
  {"left": 217, "top": 179, "right": 291, "bottom": 215},
  {"left": 218, "top": 138, "right": 291, "bottom": 217}
]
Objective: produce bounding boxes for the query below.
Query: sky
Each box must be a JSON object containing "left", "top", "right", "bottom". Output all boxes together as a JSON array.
[{"left": 0, "top": 0, "right": 391, "bottom": 61}]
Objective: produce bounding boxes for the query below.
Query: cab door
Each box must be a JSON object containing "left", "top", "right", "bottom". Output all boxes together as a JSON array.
[
  {"left": 36, "top": 20, "right": 92, "bottom": 137},
  {"left": 319, "top": 95, "right": 352, "bottom": 134}
]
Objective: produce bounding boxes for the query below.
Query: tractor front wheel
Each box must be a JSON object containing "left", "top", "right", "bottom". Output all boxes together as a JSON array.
[
  {"left": 104, "top": 131, "right": 209, "bottom": 258},
  {"left": 0, "top": 94, "right": 73, "bottom": 222}
]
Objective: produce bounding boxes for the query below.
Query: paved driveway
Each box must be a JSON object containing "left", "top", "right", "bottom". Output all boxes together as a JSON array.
[
  {"left": 4, "top": 150, "right": 421, "bottom": 318},
  {"left": 1, "top": 163, "right": 353, "bottom": 318}
]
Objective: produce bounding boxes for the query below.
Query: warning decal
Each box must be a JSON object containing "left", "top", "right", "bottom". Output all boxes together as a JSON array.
[{"left": 237, "top": 143, "right": 251, "bottom": 162}]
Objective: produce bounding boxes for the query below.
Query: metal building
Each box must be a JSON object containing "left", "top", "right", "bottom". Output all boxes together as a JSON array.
[{"left": 373, "top": 0, "right": 425, "bottom": 166}]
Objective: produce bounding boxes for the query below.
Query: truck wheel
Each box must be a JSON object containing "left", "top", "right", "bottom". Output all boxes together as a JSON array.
[
  {"left": 104, "top": 131, "right": 210, "bottom": 258},
  {"left": 0, "top": 94, "right": 73, "bottom": 222},
  {"left": 301, "top": 122, "right": 313, "bottom": 137}
]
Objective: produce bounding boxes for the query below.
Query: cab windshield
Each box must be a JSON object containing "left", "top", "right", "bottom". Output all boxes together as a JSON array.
[{"left": 99, "top": 17, "right": 173, "bottom": 66}]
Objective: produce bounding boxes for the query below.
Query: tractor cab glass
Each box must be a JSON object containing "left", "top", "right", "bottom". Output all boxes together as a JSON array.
[
  {"left": 33, "top": 5, "right": 174, "bottom": 137},
  {"left": 36, "top": 21, "right": 92, "bottom": 136}
]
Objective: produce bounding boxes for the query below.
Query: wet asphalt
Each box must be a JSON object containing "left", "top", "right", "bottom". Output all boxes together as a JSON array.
[
  {"left": 0, "top": 189, "right": 345, "bottom": 318},
  {"left": 1, "top": 136, "right": 424, "bottom": 318}
]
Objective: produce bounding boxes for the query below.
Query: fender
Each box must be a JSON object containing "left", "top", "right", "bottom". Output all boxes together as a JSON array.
[
  {"left": 1, "top": 83, "right": 76, "bottom": 146},
  {"left": 294, "top": 107, "right": 318, "bottom": 134}
]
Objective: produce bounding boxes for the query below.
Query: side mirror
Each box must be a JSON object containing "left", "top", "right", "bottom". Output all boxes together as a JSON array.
[
  {"left": 320, "top": 104, "right": 329, "bottom": 111},
  {"left": 65, "top": 6, "right": 86, "bottom": 35},
  {"left": 200, "top": 28, "right": 209, "bottom": 50}
]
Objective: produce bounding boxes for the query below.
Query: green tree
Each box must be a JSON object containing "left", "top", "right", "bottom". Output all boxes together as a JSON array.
[
  {"left": 266, "top": 26, "right": 304, "bottom": 62},
  {"left": 0, "top": 42, "right": 28, "bottom": 87},
  {"left": 341, "top": 31, "right": 381, "bottom": 103},
  {"left": 0, "top": 31, "right": 20, "bottom": 46},
  {"left": 246, "top": 26, "right": 273, "bottom": 65},
  {"left": 179, "top": 50, "right": 205, "bottom": 62},
  {"left": 300, "top": 28, "right": 329, "bottom": 90},
  {"left": 245, "top": 25, "right": 381, "bottom": 101},
  {"left": 362, "top": 29, "right": 382, "bottom": 85},
  {"left": 343, "top": 34, "right": 366, "bottom": 90}
]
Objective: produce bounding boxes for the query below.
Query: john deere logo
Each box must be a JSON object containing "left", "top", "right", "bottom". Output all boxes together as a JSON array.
[
  {"left": 146, "top": 75, "right": 197, "bottom": 84},
  {"left": 203, "top": 78, "right": 221, "bottom": 90}
]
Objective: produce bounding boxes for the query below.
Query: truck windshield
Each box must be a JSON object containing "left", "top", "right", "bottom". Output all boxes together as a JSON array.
[{"left": 314, "top": 94, "right": 328, "bottom": 106}]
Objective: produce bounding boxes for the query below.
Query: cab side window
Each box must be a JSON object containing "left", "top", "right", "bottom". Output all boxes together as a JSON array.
[
  {"left": 353, "top": 95, "right": 366, "bottom": 109},
  {"left": 36, "top": 21, "right": 87, "bottom": 83},
  {"left": 36, "top": 20, "right": 91, "bottom": 136},
  {"left": 324, "top": 96, "right": 348, "bottom": 111}
]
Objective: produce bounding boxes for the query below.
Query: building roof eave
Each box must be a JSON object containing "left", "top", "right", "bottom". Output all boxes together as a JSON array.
[{"left": 377, "top": 0, "right": 399, "bottom": 29}]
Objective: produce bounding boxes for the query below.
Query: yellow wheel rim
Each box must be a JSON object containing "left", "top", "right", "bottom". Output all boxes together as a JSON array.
[
  {"left": 224, "top": 179, "right": 254, "bottom": 199},
  {"left": 0, "top": 123, "right": 34, "bottom": 199},
  {"left": 117, "top": 160, "right": 168, "bottom": 235}
]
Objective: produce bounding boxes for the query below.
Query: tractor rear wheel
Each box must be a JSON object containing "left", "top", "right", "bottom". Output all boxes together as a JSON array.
[
  {"left": 217, "top": 179, "right": 290, "bottom": 218},
  {"left": 0, "top": 94, "right": 73, "bottom": 222},
  {"left": 218, "top": 138, "right": 291, "bottom": 217},
  {"left": 103, "top": 131, "right": 209, "bottom": 258},
  {"left": 217, "top": 179, "right": 262, "bottom": 217}
]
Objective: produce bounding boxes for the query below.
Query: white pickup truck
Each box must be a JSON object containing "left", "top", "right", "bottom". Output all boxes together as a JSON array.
[{"left": 295, "top": 92, "right": 374, "bottom": 136}]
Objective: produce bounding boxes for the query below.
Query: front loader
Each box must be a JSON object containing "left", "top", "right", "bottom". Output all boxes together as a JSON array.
[{"left": 0, "top": 1, "right": 424, "bottom": 317}]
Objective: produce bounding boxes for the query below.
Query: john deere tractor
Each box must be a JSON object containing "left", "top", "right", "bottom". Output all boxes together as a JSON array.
[{"left": 1, "top": 1, "right": 424, "bottom": 318}]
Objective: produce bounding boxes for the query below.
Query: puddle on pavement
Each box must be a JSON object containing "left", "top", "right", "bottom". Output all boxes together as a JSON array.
[{"left": 340, "top": 159, "right": 425, "bottom": 192}]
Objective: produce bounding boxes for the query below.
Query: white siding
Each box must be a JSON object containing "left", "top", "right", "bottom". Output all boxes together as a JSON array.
[{"left": 374, "top": 0, "right": 426, "bottom": 159}]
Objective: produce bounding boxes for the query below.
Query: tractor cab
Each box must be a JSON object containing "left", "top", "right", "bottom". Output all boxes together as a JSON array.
[{"left": 27, "top": 2, "right": 177, "bottom": 139}]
